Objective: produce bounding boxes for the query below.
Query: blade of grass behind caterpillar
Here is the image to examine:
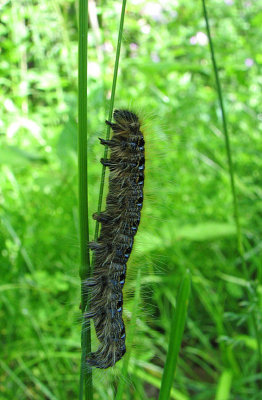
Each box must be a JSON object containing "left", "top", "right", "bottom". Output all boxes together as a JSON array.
[{"left": 115, "top": 268, "right": 141, "bottom": 400}]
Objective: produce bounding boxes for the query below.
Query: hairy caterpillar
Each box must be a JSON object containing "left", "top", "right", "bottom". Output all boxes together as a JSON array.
[{"left": 85, "top": 109, "right": 145, "bottom": 369}]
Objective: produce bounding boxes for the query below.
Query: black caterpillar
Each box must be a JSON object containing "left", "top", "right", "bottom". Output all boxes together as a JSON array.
[{"left": 85, "top": 109, "right": 145, "bottom": 369}]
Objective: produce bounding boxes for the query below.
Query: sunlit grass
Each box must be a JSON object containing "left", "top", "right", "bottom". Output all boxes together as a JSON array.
[{"left": 159, "top": 271, "right": 191, "bottom": 400}]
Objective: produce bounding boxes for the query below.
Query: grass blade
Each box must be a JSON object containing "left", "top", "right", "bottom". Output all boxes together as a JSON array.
[
  {"left": 158, "top": 270, "right": 191, "bottom": 400},
  {"left": 78, "top": 0, "right": 92, "bottom": 399},
  {"left": 201, "top": 0, "right": 243, "bottom": 259},
  {"left": 215, "top": 369, "right": 232, "bottom": 400},
  {"left": 94, "top": 0, "right": 127, "bottom": 241},
  {"left": 115, "top": 269, "right": 142, "bottom": 400}
]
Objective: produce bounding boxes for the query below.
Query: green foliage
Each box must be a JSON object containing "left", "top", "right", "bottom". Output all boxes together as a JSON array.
[{"left": 1, "top": 0, "right": 262, "bottom": 399}]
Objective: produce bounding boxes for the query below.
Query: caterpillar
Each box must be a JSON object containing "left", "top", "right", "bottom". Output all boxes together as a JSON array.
[{"left": 85, "top": 109, "right": 145, "bottom": 369}]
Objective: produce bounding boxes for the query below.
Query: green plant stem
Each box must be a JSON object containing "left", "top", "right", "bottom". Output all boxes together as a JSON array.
[
  {"left": 202, "top": 0, "right": 242, "bottom": 259},
  {"left": 115, "top": 269, "right": 142, "bottom": 400},
  {"left": 94, "top": 0, "right": 127, "bottom": 242},
  {"left": 158, "top": 271, "right": 191, "bottom": 400},
  {"left": 202, "top": 0, "right": 262, "bottom": 374},
  {"left": 78, "top": 0, "right": 92, "bottom": 399}
]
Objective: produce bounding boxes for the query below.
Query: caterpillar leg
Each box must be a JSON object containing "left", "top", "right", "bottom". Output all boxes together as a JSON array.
[
  {"left": 100, "top": 158, "right": 114, "bottom": 167},
  {"left": 92, "top": 212, "right": 111, "bottom": 223},
  {"left": 105, "top": 120, "right": 118, "bottom": 129},
  {"left": 99, "top": 137, "right": 118, "bottom": 147}
]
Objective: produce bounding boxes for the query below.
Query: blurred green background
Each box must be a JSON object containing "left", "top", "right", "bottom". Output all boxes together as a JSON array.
[{"left": 1, "top": 0, "right": 262, "bottom": 399}]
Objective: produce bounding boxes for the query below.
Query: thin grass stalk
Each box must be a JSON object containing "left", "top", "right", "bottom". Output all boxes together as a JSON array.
[
  {"left": 115, "top": 269, "right": 142, "bottom": 400},
  {"left": 158, "top": 271, "right": 191, "bottom": 400},
  {"left": 201, "top": 0, "right": 243, "bottom": 259},
  {"left": 202, "top": 0, "right": 262, "bottom": 373},
  {"left": 78, "top": 0, "right": 92, "bottom": 399},
  {"left": 94, "top": 0, "right": 127, "bottom": 241}
]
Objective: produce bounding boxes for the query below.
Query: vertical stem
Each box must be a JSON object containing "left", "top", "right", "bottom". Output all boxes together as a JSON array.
[
  {"left": 78, "top": 0, "right": 92, "bottom": 399},
  {"left": 115, "top": 269, "right": 142, "bottom": 400},
  {"left": 202, "top": 0, "right": 243, "bottom": 259},
  {"left": 202, "top": 0, "right": 262, "bottom": 374},
  {"left": 94, "top": 0, "right": 127, "bottom": 242}
]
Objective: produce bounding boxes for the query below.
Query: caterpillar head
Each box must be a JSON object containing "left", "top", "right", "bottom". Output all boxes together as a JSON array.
[{"left": 113, "top": 109, "right": 140, "bottom": 133}]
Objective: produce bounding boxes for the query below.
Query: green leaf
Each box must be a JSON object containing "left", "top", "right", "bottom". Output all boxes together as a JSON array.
[
  {"left": 215, "top": 369, "right": 232, "bottom": 400},
  {"left": 158, "top": 270, "right": 191, "bottom": 400}
]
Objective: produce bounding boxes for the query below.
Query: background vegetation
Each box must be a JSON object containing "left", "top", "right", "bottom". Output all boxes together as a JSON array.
[{"left": 1, "top": 0, "right": 262, "bottom": 398}]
